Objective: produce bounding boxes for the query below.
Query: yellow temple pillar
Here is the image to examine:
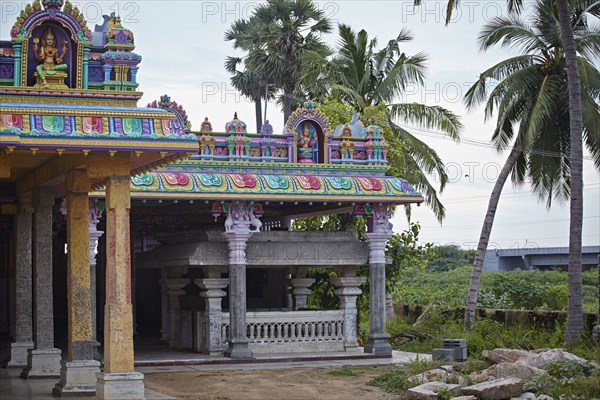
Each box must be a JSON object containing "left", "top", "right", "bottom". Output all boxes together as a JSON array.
[
  {"left": 54, "top": 168, "right": 101, "bottom": 396},
  {"left": 96, "top": 155, "right": 144, "bottom": 399}
]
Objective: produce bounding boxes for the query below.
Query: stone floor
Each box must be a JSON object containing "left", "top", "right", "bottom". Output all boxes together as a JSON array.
[
  {"left": 1, "top": 340, "right": 429, "bottom": 399},
  {"left": 0, "top": 367, "right": 175, "bottom": 400}
]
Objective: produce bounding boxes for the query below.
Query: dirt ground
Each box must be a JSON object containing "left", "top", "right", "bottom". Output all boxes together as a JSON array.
[{"left": 145, "top": 365, "right": 399, "bottom": 400}]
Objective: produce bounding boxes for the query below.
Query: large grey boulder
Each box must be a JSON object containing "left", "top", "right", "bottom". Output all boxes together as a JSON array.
[
  {"left": 461, "top": 378, "right": 524, "bottom": 400},
  {"left": 482, "top": 349, "right": 532, "bottom": 364},
  {"left": 516, "top": 348, "right": 586, "bottom": 369},
  {"left": 487, "top": 362, "right": 548, "bottom": 380},
  {"left": 407, "top": 382, "right": 461, "bottom": 400}
]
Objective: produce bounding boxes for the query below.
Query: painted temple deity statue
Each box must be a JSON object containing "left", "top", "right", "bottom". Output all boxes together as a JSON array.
[
  {"left": 33, "top": 27, "right": 68, "bottom": 87},
  {"left": 297, "top": 123, "right": 316, "bottom": 163}
]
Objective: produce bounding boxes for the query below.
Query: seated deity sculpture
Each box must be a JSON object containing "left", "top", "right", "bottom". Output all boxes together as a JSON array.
[
  {"left": 33, "top": 27, "right": 68, "bottom": 87},
  {"left": 297, "top": 124, "right": 316, "bottom": 163}
]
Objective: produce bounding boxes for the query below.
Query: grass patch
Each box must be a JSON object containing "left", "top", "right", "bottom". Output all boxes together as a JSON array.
[
  {"left": 406, "top": 357, "right": 444, "bottom": 375},
  {"left": 367, "top": 368, "right": 410, "bottom": 394},
  {"left": 327, "top": 366, "right": 360, "bottom": 377}
]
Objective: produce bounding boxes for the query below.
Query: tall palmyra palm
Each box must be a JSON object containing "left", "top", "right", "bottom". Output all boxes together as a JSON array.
[
  {"left": 462, "top": 0, "right": 600, "bottom": 329},
  {"left": 224, "top": 56, "right": 268, "bottom": 132},
  {"left": 225, "top": 0, "right": 332, "bottom": 124},
  {"left": 303, "top": 24, "right": 462, "bottom": 222}
]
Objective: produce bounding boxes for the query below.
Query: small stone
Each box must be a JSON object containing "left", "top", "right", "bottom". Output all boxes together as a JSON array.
[
  {"left": 510, "top": 392, "right": 537, "bottom": 399},
  {"left": 408, "top": 368, "right": 448, "bottom": 384},
  {"left": 486, "top": 362, "right": 548, "bottom": 380},
  {"left": 468, "top": 369, "right": 491, "bottom": 384},
  {"left": 451, "top": 397, "right": 477, "bottom": 400},
  {"left": 407, "top": 382, "right": 461, "bottom": 400},
  {"left": 461, "top": 377, "right": 524, "bottom": 400},
  {"left": 440, "top": 365, "right": 455, "bottom": 373},
  {"left": 592, "top": 325, "right": 600, "bottom": 343}
]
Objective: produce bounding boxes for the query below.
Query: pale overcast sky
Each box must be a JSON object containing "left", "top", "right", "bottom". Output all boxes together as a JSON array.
[{"left": 1, "top": 0, "right": 598, "bottom": 249}]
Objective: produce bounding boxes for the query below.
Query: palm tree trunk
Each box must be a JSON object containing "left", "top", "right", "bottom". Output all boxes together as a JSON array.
[
  {"left": 254, "top": 98, "right": 263, "bottom": 133},
  {"left": 283, "top": 87, "right": 293, "bottom": 125},
  {"left": 464, "top": 147, "right": 522, "bottom": 330},
  {"left": 556, "top": 0, "right": 584, "bottom": 345}
]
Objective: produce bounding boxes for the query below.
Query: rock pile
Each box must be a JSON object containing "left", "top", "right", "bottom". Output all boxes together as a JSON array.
[{"left": 405, "top": 348, "right": 595, "bottom": 400}]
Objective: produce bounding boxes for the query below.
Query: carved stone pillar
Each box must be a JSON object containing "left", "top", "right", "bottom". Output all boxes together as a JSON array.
[
  {"left": 223, "top": 201, "right": 255, "bottom": 359},
  {"left": 364, "top": 203, "right": 393, "bottom": 356},
  {"left": 331, "top": 277, "right": 366, "bottom": 352},
  {"left": 96, "top": 157, "right": 144, "bottom": 400},
  {"left": 195, "top": 278, "right": 229, "bottom": 355},
  {"left": 22, "top": 188, "right": 61, "bottom": 379},
  {"left": 88, "top": 203, "right": 104, "bottom": 361},
  {"left": 164, "top": 278, "right": 188, "bottom": 348},
  {"left": 223, "top": 232, "right": 252, "bottom": 359},
  {"left": 7, "top": 201, "right": 34, "bottom": 367},
  {"left": 54, "top": 187, "right": 101, "bottom": 396},
  {"left": 290, "top": 278, "right": 315, "bottom": 310}
]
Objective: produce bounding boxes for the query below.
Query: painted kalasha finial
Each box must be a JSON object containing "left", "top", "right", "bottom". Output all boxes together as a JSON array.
[
  {"left": 304, "top": 98, "right": 314, "bottom": 109},
  {"left": 159, "top": 94, "right": 171, "bottom": 107},
  {"left": 260, "top": 120, "right": 273, "bottom": 136},
  {"left": 201, "top": 117, "right": 213, "bottom": 133},
  {"left": 372, "top": 203, "right": 393, "bottom": 235},
  {"left": 43, "top": 0, "right": 64, "bottom": 17}
]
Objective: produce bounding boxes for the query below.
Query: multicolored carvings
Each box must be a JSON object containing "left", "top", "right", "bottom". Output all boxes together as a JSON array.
[
  {"left": 127, "top": 169, "right": 423, "bottom": 203},
  {"left": 1, "top": 1, "right": 424, "bottom": 211}
]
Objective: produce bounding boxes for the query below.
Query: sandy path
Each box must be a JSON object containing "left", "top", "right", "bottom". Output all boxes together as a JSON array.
[{"left": 145, "top": 366, "right": 398, "bottom": 400}]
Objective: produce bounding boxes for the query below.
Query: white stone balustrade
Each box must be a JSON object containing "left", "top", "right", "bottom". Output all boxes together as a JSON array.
[{"left": 196, "top": 310, "right": 345, "bottom": 353}]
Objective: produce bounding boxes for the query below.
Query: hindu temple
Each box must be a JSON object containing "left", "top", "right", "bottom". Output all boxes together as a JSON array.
[{"left": 0, "top": 1, "right": 424, "bottom": 398}]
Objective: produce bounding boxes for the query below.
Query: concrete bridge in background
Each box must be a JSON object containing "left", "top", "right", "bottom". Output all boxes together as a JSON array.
[{"left": 483, "top": 246, "right": 600, "bottom": 272}]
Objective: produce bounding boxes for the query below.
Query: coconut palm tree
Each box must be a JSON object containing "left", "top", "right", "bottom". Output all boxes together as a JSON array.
[
  {"left": 303, "top": 24, "right": 463, "bottom": 222},
  {"left": 415, "top": 0, "right": 598, "bottom": 341},
  {"left": 462, "top": 0, "right": 600, "bottom": 330},
  {"left": 554, "top": 0, "right": 600, "bottom": 344},
  {"left": 225, "top": 0, "right": 332, "bottom": 124}
]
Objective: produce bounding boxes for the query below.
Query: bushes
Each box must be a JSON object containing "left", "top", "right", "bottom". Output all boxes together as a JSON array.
[
  {"left": 386, "top": 308, "right": 592, "bottom": 360},
  {"left": 392, "top": 267, "right": 599, "bottom": 313},
  {"left": 524, "top": 361, "right": 600, "bottom": 399}
]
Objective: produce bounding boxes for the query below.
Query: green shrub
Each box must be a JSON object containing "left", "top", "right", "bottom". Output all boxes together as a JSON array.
[
  {"left": 367, "top": 369, "right": 410, "bottom": 394},
  {"left": 406, "top": 357, "right": 444, "bottom": 375},
  {"left": 524, "top": 362, "right": 600, "bottom": 399},
  {"left": 389, "top": 314, "right": 597, "bottom": 362},
  {"left": 391, "top": 267, "right": 599, "bottom": 313}
]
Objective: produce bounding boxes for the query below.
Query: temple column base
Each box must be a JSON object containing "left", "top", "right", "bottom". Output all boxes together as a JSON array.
[
  {"left": 93, "top": 341, "right": 102, "bottom": 362},
  {"left": 224, "top": 339, "right": 252, "bottom": 359},
  {"left": 96, "top": 372, "right": 145, "bottom": 400},
  {"left": 5, "top": 341, "right": 34, "bottom": 368},
  {"left": 364, "top": 333, "right": 392, "bottom": 356},
  {"left": 53, "top": 360, "right": 101, "bottom": 397},
  {"left": 20, "top": 348, "right": 61, "bottom": 378}
]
